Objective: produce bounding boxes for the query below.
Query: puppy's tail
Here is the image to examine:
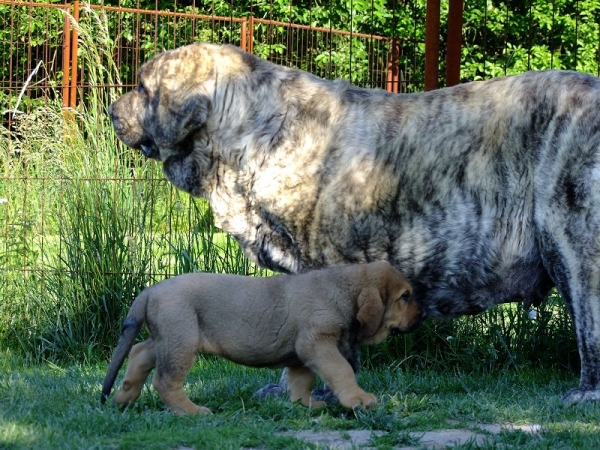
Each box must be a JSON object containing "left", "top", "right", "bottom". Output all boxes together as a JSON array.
[{"left": 100, "top": 292, "right": 147, "bottom": 404}]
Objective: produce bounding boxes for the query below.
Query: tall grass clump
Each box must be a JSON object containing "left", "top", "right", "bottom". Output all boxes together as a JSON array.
[{"left": 0, "top": 4, "right": 260, "bottom": 363}]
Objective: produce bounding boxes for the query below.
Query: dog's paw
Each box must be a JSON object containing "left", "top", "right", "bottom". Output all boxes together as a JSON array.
[
  {"left": 347, "top": 392, "right": 378, "bottom": 410},
  {"left": 196, "top": 406, "right": 213, "bottom": 415},
  {"left": 562, "top": 388, "right": 600, "bottom": 405},
  {"left": 170, "top": 404, "right": 213, "bottom": 415},
  {"left": 255, "top": 383, "right": 286, "bottom": 399}
]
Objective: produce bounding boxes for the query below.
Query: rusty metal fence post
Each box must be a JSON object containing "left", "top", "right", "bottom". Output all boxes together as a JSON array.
[
  {"left": 61, "top": 4, "right": 71, "bottom": 115},
  {"left": 69, "top": 0, "right": 79, "bottom": 111},
  {"left": 61, "top": 0, "right": 79, "bottom": 115},
  {"left": 241, "top": 17, "right": 247, "bottom": 51},
  {"left": 247, "top": 14, "right": 255, "bottom": 54},
  {"left": 386, "top": 37, "right": 401, "bottom": 93},
  {"left": 445, "top": 0, "right": 463, "bottom": 87},
  {"left": 424, "top": 0, "right": 440, "bottom": 91}
]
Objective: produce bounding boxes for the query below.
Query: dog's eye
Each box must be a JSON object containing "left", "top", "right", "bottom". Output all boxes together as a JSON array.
[
  {"left": 136, "top": 81, "right": 147, "bottom": 94},
  {"left": 399, "top": 292, "right": 411, "bottom": 302}
]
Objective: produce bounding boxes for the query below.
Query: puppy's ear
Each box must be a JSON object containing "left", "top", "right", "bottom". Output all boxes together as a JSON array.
[{"left": 356, "top": 287, "right": 385, "bottom": 339}]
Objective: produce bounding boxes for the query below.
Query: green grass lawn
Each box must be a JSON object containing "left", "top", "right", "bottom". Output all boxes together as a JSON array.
[{"left": 2, "top": 350, "right": 600, "bottom": 449}]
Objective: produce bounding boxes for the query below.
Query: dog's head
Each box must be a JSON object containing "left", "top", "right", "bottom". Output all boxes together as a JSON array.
[
  {"left": 356, "top": 261, "right": 424, "bottom": 344},
  {"left": 108, "top": 43, "right": 252, "bottom": 164}
]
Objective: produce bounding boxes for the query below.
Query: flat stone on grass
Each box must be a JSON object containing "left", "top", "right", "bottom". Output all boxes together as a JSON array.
[{"left": 280, "top": 422, "right": 541, "bottom": 449}]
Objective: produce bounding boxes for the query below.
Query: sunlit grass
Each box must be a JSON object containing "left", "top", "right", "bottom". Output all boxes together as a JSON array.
[{"left": 1, "top": 350, "right": 599, "bottom": 449}]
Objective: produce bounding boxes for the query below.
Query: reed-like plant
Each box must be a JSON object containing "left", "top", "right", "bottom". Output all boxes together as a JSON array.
[{"left": 0, "top": 4, "right": 259, "bottom": 363}]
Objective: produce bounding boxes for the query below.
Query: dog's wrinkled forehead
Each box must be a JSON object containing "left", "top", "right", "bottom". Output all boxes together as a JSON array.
[
  {"left": 138, "top": 45, "right": 211, "bottom": 92},
  {"left": 378, "top": 262, "right": 412, "bottom": 296},
  {"left": 137, "top": 43, "right": 249, "bottom": 93}
]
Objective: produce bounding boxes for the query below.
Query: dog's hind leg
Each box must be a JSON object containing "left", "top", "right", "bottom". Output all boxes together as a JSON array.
[
  {"left": 114, "top": 339, "right": 157, "bottom": 406},
  {"left": 286, "top": 366, "right": 327, "bottom": 408},
  {"left": 151, "top": 339, "right": 210, "bottom": 415}
]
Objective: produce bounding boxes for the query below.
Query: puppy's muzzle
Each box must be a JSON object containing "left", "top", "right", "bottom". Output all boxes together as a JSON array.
[{"left": 391, "top": 309, "right": 427, "bottom": 335}]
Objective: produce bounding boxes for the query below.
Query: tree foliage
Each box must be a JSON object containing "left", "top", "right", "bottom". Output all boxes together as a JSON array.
[{"left": 459, "top": 0, "right": 600, "bottom": 81}]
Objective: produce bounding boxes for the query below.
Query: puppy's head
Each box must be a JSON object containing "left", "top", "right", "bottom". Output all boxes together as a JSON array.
[{"left": 356, "top": 261, "right": 424, "bottom": 345}]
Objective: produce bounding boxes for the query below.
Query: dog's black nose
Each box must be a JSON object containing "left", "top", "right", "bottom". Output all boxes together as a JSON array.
[{"left": 140, "top": 143, "right": 159, "bottom": 159}]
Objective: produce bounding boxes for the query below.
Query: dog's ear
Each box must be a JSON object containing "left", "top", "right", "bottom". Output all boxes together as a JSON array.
[
  {"left": 356, "top": 287, "right": 385, "bottom": 339},
  {"left": 154, "top": 92, "right": 211, "bottom": 146}
]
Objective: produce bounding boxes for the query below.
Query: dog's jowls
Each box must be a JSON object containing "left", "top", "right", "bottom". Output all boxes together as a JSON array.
[
  {"left": 100, "top": 261, "right": 422, "bottom": 414},
  {"left": 110, "top": 42, "right": 600, "bottom": 404}
]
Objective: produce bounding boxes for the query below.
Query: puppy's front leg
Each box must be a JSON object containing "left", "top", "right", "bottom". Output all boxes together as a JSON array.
[{"left": 301, "top": 342, "right": 377, "bottom": 410}]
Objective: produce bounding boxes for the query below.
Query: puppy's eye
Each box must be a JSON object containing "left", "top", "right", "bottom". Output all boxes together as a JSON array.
[{"left": 399, "top": 292, "right": 411, "bottom": 302}]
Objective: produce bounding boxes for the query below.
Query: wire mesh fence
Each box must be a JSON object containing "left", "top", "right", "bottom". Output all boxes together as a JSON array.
[
  {"left": 0, "top": 0, "right": 426, "bottom": 286},
  {"left": 0, "top": 0, "right": 428, "bottom": 121}
]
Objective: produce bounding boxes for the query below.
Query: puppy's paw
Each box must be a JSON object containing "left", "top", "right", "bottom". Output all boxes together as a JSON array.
[
  {"left": 170, "top": 404, "right": 213, "bottom": 415},
  {"left": 255, "top": 383, "right": 286, "bottom": 399},
  {"left": 347, "top": 392, "right": 378, "bottom": 410},
  {"left": 196, "top": 406, "right": 213, "bottom": 415},
  {"left": 113, "top": 385, "right": 142, "bottom": 406}
]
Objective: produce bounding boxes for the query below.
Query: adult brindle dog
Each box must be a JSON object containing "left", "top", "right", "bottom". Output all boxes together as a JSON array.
[{"left": 110, "top": 42, "right": 600, "bottom": 404}]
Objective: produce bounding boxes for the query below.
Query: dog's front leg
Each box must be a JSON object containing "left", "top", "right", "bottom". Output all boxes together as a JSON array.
[
  {"left": 256, "top": 349, "right": 359, "bottom": 402},
  {"left": 301, "top": 342, "right": 377, "bottom": 410}
]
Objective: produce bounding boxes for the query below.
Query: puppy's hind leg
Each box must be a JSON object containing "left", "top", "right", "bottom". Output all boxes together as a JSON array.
[
  {"left": 114, "top": 339, "right": 156, "bottom": 406},
  {"left": 152, "top": 338, "right": 211, "bottom": 415},
  {"left": 287, "top": 366, "right": 327, "bottom": 408}
]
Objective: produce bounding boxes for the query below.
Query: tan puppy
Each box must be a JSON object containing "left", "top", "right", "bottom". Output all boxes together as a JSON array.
[{"left": 100, "top": 261, "right": 423, "bottom": 414}]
